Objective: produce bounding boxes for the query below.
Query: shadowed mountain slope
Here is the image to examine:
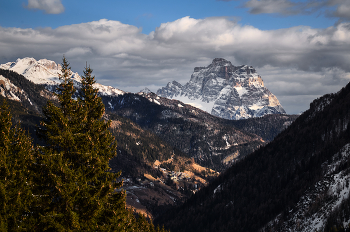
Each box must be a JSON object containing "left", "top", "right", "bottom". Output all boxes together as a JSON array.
[{"left": 156, "top": 82, "right": 350, "bottom": 232}]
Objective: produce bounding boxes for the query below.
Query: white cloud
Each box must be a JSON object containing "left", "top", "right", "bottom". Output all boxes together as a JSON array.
[
  {"left": 259, "top": 65, "right": 350, "bottom": 113},
  {"left": 26, "top": 0, "right": 64, "bottom": 14},
  {"left": 0, "top": 17, "right": 349, "bottom": 114},
  {"left": 63, "top": 47, "right": 92, "bottom": 57}
]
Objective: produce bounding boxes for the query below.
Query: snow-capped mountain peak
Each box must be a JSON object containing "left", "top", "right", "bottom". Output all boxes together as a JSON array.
[
  {"left": 157, "top": 58, "right": 285, "bottom": 120},
  {"left": 1, "top": 57, "right": 66, "bottom": 85},
  {"left": 0, "top": 57, "right": 125, "bottom": 97}
]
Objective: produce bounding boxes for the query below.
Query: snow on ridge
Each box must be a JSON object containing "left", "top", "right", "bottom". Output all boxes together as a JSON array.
[
  {"left": 249, "top": 104, "right": 263, "bottom": 111},
  {"left": 0, "top": 57, "right": 125, "bottom": 97},
  {"left": 94, "top": 83, "right": 125, "bottom": 96}
]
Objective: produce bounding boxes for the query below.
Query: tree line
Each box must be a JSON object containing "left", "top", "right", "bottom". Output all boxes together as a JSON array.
[{"left": 0, "top": 57, "right": 167, "bottom": 231}]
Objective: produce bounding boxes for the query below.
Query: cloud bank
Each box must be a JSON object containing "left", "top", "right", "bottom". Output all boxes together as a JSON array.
[
  {"left": 0, "top": 17, "right": 349, "bottom": 114},
  {"left": 26, "top": 0, "right": 65, "bottom": 14}
]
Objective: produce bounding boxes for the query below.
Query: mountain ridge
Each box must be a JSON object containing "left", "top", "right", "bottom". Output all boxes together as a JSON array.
[
  {"left": 0, "top": 57, "right": 125, "bottom": 97},
  {"left": 0, "top": 57, "right": 297, "bottom": 172}
]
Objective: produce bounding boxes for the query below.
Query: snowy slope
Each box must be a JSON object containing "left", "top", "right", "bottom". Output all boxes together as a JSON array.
[
  {"left": 0, "top": 57, "right": 125, "bottom": 97},
  {"left": 0, "top": 75, "right": 26, "bottom": 101}
]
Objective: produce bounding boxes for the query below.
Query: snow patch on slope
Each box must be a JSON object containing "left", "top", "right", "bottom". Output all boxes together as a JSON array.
[
  {"left": 234, "top": 86, "right": 248, "bottom": 97},
  {"left": 0, "top": 75, "right": 23, "bottom": 101},
  {"left": 169, "top": 94, "right": 216, "bottom": 113},
  {"left": 263, "top": 144, "right": 350, "bottom": 232}
]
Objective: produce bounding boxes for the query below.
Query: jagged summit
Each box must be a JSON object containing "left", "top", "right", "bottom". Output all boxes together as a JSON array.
[
  {"left": 157, "top": 58, "right": 285, "bottom": 120},
  {"left": 209, "top": 57, "right": 233, "bottom": 67},
  {"left": 138, "top": 87, "right": 152, "bottom": 94}
]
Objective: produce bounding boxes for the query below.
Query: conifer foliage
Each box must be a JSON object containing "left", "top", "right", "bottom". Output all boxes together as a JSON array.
[
  {"left": 35, "top": 57, "right": 131, "bottom": 231},
  {"left": 0, "top": 100, "right": 35, "bottom": 231}
]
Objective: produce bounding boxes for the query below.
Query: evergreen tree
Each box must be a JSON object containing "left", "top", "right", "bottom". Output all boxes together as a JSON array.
[
  {"left": 76, "top": 64, "right": 131, "bottom": 231},
  {"left": 0, "top": 100, "right": 35, "bottom": 231},
  {"left": 33, "top": 56, "right": 82, "bottom": 230},
  {"left": 35, "top": 57, "right": 132, "bottom": 231},
  {"left": 34, "top": 56, "right": 168, "bottom": 231}
]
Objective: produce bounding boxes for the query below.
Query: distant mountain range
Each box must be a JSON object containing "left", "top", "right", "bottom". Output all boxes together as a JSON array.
[
  {"left": 0, "top": 57, "right": 297, "bottom": 221},
  {"left": 0, "top": 57, "right": 295, "bottom": 170},
  {"left": 0, "top": 57, "right": 285, "bottom": 120},
  {"left": 157, "top": 58, "right": 286, "bottom": 120}
]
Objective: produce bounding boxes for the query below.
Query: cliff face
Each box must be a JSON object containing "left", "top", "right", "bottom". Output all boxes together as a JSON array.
[{"left": 157, "top": 58, "right": 285, "bottom": 120}]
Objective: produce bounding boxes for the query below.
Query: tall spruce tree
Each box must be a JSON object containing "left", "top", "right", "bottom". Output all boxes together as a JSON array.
[
  {"left": 75, "top": 64, "right": 131, "bottom": 231},
  {"left": 35, "top": 57, "right": 169, "bottom": 231},
  {"left": 35, "top": 57, "right": 133, "bottom": 231},
  {"left": 0, "top": 100, "right": 35, "bottom": 231},
  {"left": 78, "top": 65, "right": 170, "bottom": 232},
  {"left": 34, "top": 56, "right": 84, "bottom": 230}
]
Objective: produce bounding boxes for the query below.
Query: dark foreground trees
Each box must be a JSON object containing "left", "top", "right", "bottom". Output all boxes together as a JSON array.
[
  {"left": 0, "top": 57, "right": 166, "bottom": 231},
  {"left": 35, "top": 57, "right": 133, "bottom": 231},
  {"left": 0, "top": 100, "right": 36, "bottom": 231}
]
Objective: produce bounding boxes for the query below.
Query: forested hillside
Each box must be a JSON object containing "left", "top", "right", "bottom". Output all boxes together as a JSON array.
[
  {"left": 102, "top": 92, "right": 296, "bottom": 171},
  {"left": 156, "top": 82, "right": 350, "bottom": 232}
]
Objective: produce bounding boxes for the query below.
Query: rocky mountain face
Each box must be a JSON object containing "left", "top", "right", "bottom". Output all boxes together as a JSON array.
[
  {"left": 156, "top": 81, "right": 350, "bottom": 232},
  {"left": 157, "top": 58, "right": 285, "bottom": 120}
]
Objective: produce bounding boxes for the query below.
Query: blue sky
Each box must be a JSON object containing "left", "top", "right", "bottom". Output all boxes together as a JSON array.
[
  {"left": 0, "top": 0, "right": 350, "bottom": 114},
  {"left": 0, "top": 0, "right": 340, "bottom": 32}
]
